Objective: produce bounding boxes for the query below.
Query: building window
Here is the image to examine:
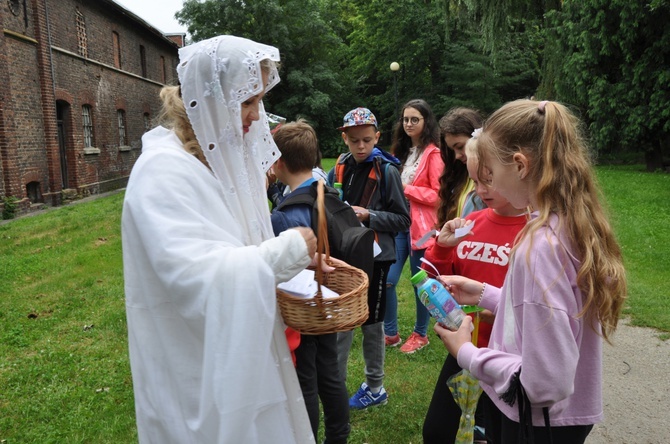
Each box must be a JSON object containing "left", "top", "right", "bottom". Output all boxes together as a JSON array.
[
  {"left": 160, "top": 56, "right": 166, "bottom": 83},
  {"left": 143, "top": 113, "right": 151, "bottom": 132},
  {"left": 112, "top": 31, "right": 121, "bottom": 68},
  {"left": 140, "top": 45, "right": 147, "bottom": 77},
  {"left": 26, "top": 181, "right": 43, "bottom": 203},
  {"left": 76, "top": 9, "right": 88, "bottom": 58},
  {"left": 117, "top": 110, "right": 127, "bottom": 146},
  {"left": 82, "top": 105, "right": 94, "bottom": 147}
]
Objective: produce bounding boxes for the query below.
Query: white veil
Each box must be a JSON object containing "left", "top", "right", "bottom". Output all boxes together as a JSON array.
[{"left": 177, "top": 35, "right": 281, "bottom": 245}]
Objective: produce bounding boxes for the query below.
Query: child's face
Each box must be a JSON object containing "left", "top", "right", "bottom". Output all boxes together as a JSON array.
[
  {"left": 342, "top": 125, "right": 380, "bottom": 163},
  {"left": 402, "top": 107, "right": 424, "bottom": 142},
  {"left": 444, "top": 133, "right": 470, "bottom": 164},
  {"left": 482, "top": 152, "right": 531, "bottom": 210},
  {"left": 467, "top": 157, "right": 520, "bottom": 216}
]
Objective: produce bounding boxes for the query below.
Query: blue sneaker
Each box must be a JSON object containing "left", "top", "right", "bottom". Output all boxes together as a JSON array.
[{"left": 349, "top": 382, "right": 388, "bottom": 409}]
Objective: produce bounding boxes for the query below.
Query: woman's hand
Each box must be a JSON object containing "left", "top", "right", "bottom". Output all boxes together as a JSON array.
[
  {"left": 310, "top": 253, "right": 335, "bottom": 273},
  {"left": 434, "top": 317, "right": 473, "bottom": 357},
  {"left": 293, "top": 227, "right": 316, "bottom": 259},
  {"left": 435, "top": 275, "right": 483, "bottom": 306},
  {"left": 436, "top": 218, "right": 473, "bottom": 247}
]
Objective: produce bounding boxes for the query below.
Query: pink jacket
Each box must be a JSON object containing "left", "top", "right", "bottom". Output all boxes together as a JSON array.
[{"left": 404, "top": 143, "right": 444, "bottom": 250}]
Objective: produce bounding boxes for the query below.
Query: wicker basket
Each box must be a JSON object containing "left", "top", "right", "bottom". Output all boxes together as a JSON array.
[{"left": 277, "top": 180, "right": 370, "bottom": 335}]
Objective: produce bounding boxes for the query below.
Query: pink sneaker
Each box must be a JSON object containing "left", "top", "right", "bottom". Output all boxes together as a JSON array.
[
  {"left": 400, "top": 332, "right": 429, "bottom": 354},
  {"left": 385, "top": 334, "right": 402, "bottom": 347}
]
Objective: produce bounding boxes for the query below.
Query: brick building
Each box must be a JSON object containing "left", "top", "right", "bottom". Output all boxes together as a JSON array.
[{"left": 1, "top": 0, "right": 183, "bottom": 214}]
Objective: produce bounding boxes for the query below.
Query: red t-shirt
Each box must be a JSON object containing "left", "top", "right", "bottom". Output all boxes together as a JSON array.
[{"left": 423, "top": 208, "right": 526, "bottom": 347}]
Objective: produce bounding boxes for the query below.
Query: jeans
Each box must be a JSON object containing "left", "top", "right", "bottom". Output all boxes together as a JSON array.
[
  {"left": 337, "top": 262, "right": 391, "bottom": 389},
  {"left": 383, "top": 230, "right": 430, "bottom": 337},
  {"left": 295, "top": 333, "right": 350, "bottom": 444}
]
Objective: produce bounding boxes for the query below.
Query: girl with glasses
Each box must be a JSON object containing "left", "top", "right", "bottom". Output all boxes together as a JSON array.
[{"left": 384, "top": 99, "right": 444, "bottom": 354}]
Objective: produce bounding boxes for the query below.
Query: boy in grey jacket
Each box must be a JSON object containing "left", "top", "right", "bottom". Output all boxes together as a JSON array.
[{"left": 327, "top": 107, "right": 410, "bottom": 409}]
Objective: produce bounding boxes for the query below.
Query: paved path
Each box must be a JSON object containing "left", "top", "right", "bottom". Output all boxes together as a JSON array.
[{"left": 587, "top": 319, "right": 670, "bottom": 444}]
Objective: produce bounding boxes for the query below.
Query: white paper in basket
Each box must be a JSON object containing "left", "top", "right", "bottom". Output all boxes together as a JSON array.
[{"left": 277, "top": 269, "right": 340, "bottom": 299}]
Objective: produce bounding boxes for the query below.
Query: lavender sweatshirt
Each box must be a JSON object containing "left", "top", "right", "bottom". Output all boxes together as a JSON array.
[{"left": 457, "top": 213, "right": 604, "bottom": 427}]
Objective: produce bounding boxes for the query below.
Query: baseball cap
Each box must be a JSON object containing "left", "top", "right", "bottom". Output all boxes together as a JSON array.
[{"left": 338, "top": 107, "right": 378, "bottom": 131}]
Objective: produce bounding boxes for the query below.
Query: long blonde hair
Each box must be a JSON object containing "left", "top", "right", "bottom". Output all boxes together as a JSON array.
[
  {"left": 158, "top": 86, "right": 208, "bottom": 166},
  {"left": 478, "top": 99, "right": 626, "bottom": 342}
]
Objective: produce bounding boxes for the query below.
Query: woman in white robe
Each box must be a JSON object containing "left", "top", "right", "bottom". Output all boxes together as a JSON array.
[{"left": 122, "top": 35, "right": 316, "bottom": 443}]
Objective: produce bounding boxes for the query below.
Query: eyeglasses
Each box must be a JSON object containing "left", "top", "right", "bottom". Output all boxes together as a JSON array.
[{"left": 403, "top": 116, "right": 423, "bottom": 125}]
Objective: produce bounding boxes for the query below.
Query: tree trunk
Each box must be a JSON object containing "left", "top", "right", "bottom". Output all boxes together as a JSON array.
[{"left": 644, "top": 135, "right": 668, "bottom": 172}]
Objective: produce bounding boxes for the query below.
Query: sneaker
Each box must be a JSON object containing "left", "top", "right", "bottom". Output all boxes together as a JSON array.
[
  {"left": 349, "top": 382, "right": 388, "bottom": 410},
  {"left": 399, "top": 332, "right": 429, "bottom": 354},
  {"left": 385, "top": 334, "right": 402, "bottom": 347}
]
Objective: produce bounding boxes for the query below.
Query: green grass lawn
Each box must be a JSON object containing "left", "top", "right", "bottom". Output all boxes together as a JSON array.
[{"left": 0, "top": 165, "right": 668, "bottom": 443}]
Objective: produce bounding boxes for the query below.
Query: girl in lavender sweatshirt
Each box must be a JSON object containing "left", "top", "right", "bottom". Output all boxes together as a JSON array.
[{"left": 434, "top": 99, "right": 627, "bottom": 444}]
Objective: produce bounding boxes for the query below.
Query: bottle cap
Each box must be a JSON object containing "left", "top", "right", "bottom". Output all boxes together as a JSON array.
[
  {"left": 410, "top": 269, "right": 428, "bottom": 285},
  {"left": 333, "top": 182, "right": 342, "bottom": 189}
]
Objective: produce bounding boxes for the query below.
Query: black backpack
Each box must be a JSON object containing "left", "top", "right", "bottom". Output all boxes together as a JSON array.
[{"left": 276, "top": 181, "right": 375, "bottom": 279}]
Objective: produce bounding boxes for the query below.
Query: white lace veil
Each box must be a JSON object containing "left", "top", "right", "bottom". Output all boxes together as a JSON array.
[{"left": 177, "top": 36, "right": 281, "bottom": 245}]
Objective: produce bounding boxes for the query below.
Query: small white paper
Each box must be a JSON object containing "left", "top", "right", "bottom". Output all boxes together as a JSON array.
[
  {"left": 415, "top": 229, "right": 438, "bottom": 248},
  {"left": 455, "top": 220, "right": 475, "bottom": 238},
  {"left": 373, "top": 240, "right": 382, "bottom": 257},
  {"left": 277, "top": 269, "right": 340, "bottom": 299}
]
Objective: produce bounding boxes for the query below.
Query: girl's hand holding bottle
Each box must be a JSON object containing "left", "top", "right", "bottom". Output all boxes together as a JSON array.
[{"left": 434, "top": 317, "right": 474, "bottom": 357}]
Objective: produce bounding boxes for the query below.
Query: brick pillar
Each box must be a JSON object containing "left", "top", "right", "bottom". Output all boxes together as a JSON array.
[
  {"left": 0, "top": 28, "right": 21, "bottom": 199},
  {"left": 31, "top": 0, "right": 62, "bottom": 206}
]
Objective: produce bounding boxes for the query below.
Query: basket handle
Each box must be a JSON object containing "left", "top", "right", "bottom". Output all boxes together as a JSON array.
[{"left": 315, "top": 179, "right": 331, "bottom": 289}]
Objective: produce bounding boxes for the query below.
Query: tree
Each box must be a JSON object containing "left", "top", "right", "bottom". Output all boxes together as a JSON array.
[
  {"left": 176, "top": 0, "right": 353, "bottom": 156},
  {"left": 551, "top": 0, "right": 670, "bottom": 170}
]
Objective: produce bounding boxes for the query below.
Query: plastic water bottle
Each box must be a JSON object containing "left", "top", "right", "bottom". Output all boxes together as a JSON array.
[
  {"left": 333, "top": 182, "right": 344, "bottom": 200},
  {"left": 411, "top": 269, "right": 467, "bottom": 331}
]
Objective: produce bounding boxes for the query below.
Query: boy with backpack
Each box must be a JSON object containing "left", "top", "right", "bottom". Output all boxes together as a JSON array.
[
  {"left": 327, "top": 107, "right": 410, "bottom": 410},
  {"left": 271, "top": 119, "right": 365, "bottom": 444}
]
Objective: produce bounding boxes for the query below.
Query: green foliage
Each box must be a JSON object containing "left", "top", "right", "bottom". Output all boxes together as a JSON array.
[
  {"left": 2, "top": 196, "right": 19, "bottom": 220},
  {"left": 175, "top": 1, "right": 669, "bottom": 164},
  {"left": 551, "top": 0, "right": 670, "bottom": 166},
  {"left": 177, "top": 0, "right": 348, "bottom": 157}
]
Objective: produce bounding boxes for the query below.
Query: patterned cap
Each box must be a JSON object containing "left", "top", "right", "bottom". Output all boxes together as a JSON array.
[{"left": 338, "top": 107, "right": 378, "bottom": 130}]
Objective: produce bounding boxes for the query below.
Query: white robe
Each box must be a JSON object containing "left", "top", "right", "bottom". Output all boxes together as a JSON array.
[{"left": 122, "top": 127, "right": 315, "bottom": 443}]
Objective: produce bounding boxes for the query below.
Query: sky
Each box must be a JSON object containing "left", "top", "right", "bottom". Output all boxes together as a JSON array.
[{"left": 112, "top": 0, "right": 188, "bottom": 35}]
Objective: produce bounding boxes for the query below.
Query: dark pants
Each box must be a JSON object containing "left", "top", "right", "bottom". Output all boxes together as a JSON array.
[
  {"left": 483, "top": 389, "right": 594, "bottom": 444},
  {"left": 338, "top": 261, "right": 392, "bottom": 388},
  {"left": 364, "top": 260, "right": 392, "bottom": 325},
  {"left": 295, "top": 333, "right": 350, "bottom": 444},
  {"left": 423, "top": 353, "right": 487, "bottom": 443}
]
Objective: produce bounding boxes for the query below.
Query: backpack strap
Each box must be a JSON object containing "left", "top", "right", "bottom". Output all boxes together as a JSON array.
[
  {"left": 361, "top": 157, "right": 394, "bottom": 208},
  {"left": 334, "top": 153, "right": 348, "bottom": 184},
  {"left": 358, "top": 166, "right": 378, "bottom": 209}
]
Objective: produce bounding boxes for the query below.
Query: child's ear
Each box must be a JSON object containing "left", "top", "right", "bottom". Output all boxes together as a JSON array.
[
  {"left": 341, "top": 132, "right": 348, "bottom": 144},
  {"left": 512, "top": 152, "right": 530, "bottom": 180},
  {"left": 374, "top": 131, "right": 381, "bottom": 144}
]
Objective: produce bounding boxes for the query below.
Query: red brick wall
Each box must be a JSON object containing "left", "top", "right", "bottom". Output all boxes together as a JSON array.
[{"left": 1, "top": 0, "right": 180, "bottom": 211}]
